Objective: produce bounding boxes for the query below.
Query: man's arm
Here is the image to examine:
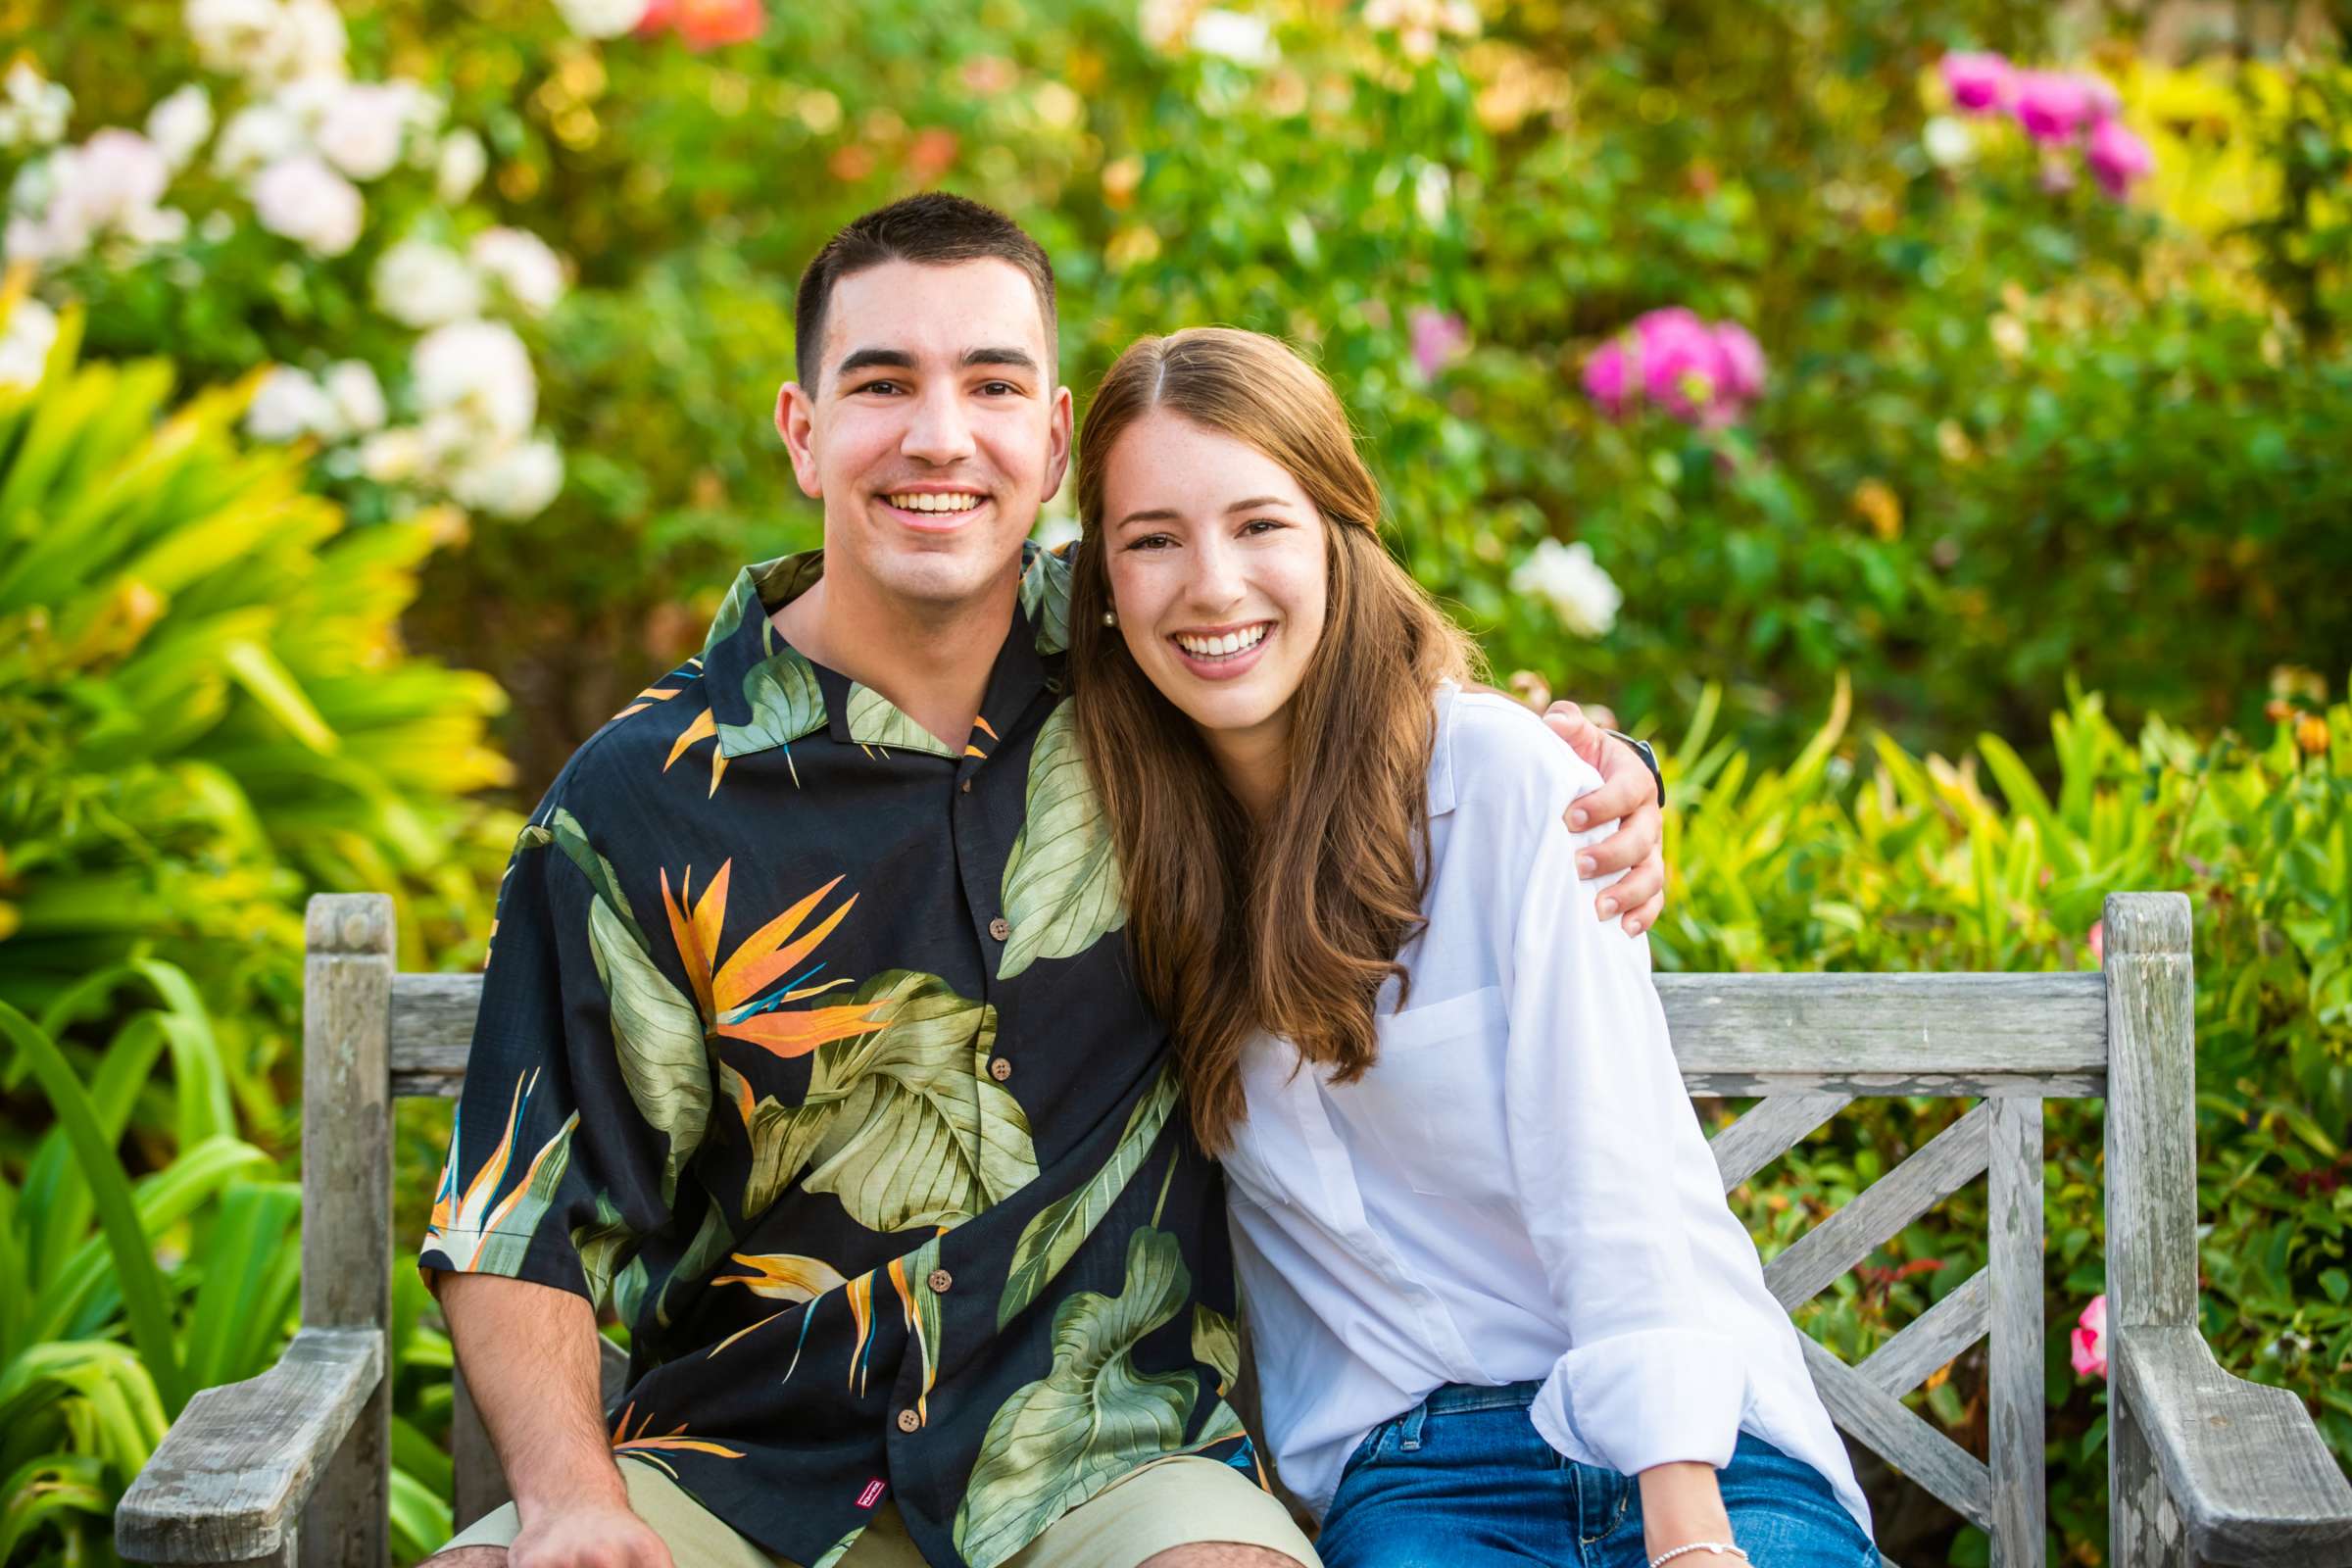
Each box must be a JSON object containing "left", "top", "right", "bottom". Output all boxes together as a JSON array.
[
  {"left": 1541, "top": 701, "right": 1665, "bottom": 936},
  {"left": 436, "top": 1272, "right": 674, "bottom": 1568}
]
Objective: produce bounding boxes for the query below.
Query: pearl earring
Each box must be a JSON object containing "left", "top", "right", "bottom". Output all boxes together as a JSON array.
[{"left": 1102, "top": 611, "right": 1118, "bottom": 627}]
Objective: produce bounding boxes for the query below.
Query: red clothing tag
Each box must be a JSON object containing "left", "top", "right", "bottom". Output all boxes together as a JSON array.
[{"left": 856, "top": 1479, "right": 887, "bottom": 1510}]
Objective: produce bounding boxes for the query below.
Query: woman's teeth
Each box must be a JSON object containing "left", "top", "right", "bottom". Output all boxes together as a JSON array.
[
  {"left": 887, "top": 492, "right": 983, "bottom": 514},
  {"left": 1173, "top": 624, "right": 1270, "bottom": 660}
]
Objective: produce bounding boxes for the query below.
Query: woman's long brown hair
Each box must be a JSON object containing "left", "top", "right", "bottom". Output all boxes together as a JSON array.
[{"left": 1070, "top": 328, "right": 1477, "bottom": 1152}]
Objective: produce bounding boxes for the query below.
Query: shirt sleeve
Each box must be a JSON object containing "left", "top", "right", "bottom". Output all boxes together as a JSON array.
[
  {"left": 417, "top": 768, "right": 692, "bottom": 1311},
  {"left": 1493, "top": 739, "right": 1751, "bottom": 1477}
]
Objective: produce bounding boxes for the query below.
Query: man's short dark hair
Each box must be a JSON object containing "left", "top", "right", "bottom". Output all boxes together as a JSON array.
[{"left": 794, "top": 193, "right": 1058, "bottom": 390}]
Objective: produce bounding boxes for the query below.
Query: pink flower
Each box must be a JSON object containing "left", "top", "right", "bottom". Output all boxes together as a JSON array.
[
  {"left": 2013, "top": 71, "right": 2093, "bottom": 145},
  {"left": 1712, "top": 321, "right": 1766, "bottom": 404},
  {"left": 1409, "top": 307, "right": 1468, "bottom": 378},
  {"left": 673, "top": 0, "right": 762, "bottom": 48},
  {"left": 1582, "top": 338, "right": 1631, "bottom": 418},
  {"left": 2075, "top": 72, "right": 2123, "bottom": 126},
  {"left": 2086, "top": 118, "right": 2155, "bottom": 199},
  {"left": 1940, "top": 51, "right": 2015, "bottom": 115},
  {"left": 1633, "top": 307, "right": 1730, "bottom": 421},
  {"left": 2071, "top": 1294, "right": 2108, "bottom": 1379}
]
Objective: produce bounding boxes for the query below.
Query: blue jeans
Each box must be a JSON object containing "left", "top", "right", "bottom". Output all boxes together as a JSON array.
[{"left": 1314, "top": 1381, "right": 1879, "bottom": 1568}]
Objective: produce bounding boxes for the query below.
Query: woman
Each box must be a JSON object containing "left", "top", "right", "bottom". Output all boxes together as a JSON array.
[{"left": 1066, "top": 327, "right": 1876, "bottom": 1568}]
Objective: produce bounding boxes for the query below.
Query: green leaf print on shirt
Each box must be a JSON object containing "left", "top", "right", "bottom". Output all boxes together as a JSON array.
[
  {"left": 846, "top": 683, "right": 957, "bottom": 759},
  {"left": 998, "top": 1067, "right": 1177, "bottom": 1329},
  {"left": 997, "top": 707, "right": 1126, "bottom": 981},
  {"left": 717, "top": 644, "right": 825, "bottom": 757},
  {"left": 587, "top": 893, "right": 711, "bottom": 1206},
  {"left": 953, "top": 1226, "right": 1200, "bottom": 1568}
]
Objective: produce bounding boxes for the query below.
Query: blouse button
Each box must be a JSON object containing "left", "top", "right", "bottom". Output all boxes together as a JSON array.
[
  {"left": 988, "top": 1056, "right": 1012, "bottom": 1083},
  {"left": 896, "top": 1408, "right": 921, "bottom": 1434},
  {"left": 926, "top": 1267, "right": 954, "bottom": 1294},
  {"left": 988, "top": 916, "right": 1011, "bottom": 942}
]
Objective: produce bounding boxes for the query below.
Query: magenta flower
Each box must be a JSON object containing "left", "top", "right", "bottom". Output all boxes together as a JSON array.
[
  {"left": 1940, "top": 50, "right": 2015, "bottom": 115},
  {"left": 2085, "top": 117, "right": 2155, "bottom": 199},
  {"left": 1712, "top": 322, "right": 1767, "bottom": 404},
  {"left": 1633, "top": 307, "right": 1729, "bottom": 420},
  {"left": 1582, "top": 338, "right": 1631, "bottom": 418},
  {"left": 2075, "top": 71, "right": 2123, "bottom": 126},
  {"left": 2071, "top": 1295, "right": 2109, "bottom": 1379},
  {"left": 1409, "top": 307, "right": 1469, "bottom": 378},
  {"left": 2013, "top": 71, "right": 2093, "bottom": 144}
]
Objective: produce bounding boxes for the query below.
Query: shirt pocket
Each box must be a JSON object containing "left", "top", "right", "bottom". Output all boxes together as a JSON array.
[{"left": 1328, "top": 985, "right": 1511, "bottom": 1201}]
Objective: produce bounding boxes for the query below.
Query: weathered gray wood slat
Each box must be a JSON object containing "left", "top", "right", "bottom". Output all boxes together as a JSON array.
[
  {"left": 295, "top": 896, "right": 394, "bottom": 1568},
  {"left": 1986, "top": 1098, "right": 2047, "bottom": 1566},
  {"left": 1764, "top": 1102, "right": 1993, "bottom": 1312},
  {"left": 2102, "top": 893, "right": 2199, "bottom": 1567},
  {"left": 386, "top": 970, "right": 2111, "bottom": 1098},
  {"left": 2116, "top": 1327, "right": 2352, "bottom": 1568},
  {"left": 114, "top": 1327, "right": 383, "bottom": 1564},
  {"left": 1858, "top": 1269, "right": 1989, "bottom": 1397},
  {"left": 1709, "top": 1093, "right": 1852, "bottom": 1192},
  {"left": 1799, "top": 1336, "right": 1992, "bottom": 1532}
]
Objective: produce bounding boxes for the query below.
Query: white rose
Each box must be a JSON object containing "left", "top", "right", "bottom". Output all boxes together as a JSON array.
[
  {"left": 246, "top": 365, "right": 339, "bottom": 441},
  {"left": 313, "top": 81, "right": 421, "bottom": 180},
  {"left": 276, "top": 0, "right": 350, "bottom": 81},
  {"left": 371, "top": 239, "right": 482, "bottom": 327},
  {"left": 0, "top": 296, "right": 59, "bottom": 387},
  {"left": 2, "top": 63, "right": 73, "bottom": 148},
  {"left": 468, "top": 227, "right": 565, "bottom": 316},
  {"left": 322, "top": 360, "right": 386, "bottom": 433},
  {"left": 1190, "top": 10, "right": 1275, "bottom": 66},
  {"left": 450, "top": 438, "right": 563, "bottom": 516},
  {"left": 249, "top": 155, "right": 364, "bottom": 256},
  {"left": 413, "top": 318, "right": 536, "bottom": 443},
  {"left": 1923, "top": 115, "right": 1977, "bottom": 170},
  {"left": 1509, "top": 538, "right": 1622, "bottom": 638},
  {"left": 185, "top": 0, "right": 287, "bottom": 78},
  {"left": 555, "top": 0, "right": 651, "bottom": 37},
  {"left": 146, "top": 85, "right": 216, "bottom": 171},
  {"left": 434, "top": 128, "right": 487, "bottom": 204},
  {"left": 65, "top": 129, "right": 174, "bottom": 233},
  {"left": 358, "top": 425, "right": 430, "bottom": 482},
  {"left": 213, "top": 103, "right": 304, "bottom": 176}
]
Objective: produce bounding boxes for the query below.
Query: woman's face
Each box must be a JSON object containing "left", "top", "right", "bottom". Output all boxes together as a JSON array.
[{"left": 1100, "top": 410, "right": 1330, "bottom": 750}]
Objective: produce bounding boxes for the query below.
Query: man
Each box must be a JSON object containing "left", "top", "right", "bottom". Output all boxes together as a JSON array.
[{"left": 422, "top": 193, "right": 1667, "bottom": 1568}]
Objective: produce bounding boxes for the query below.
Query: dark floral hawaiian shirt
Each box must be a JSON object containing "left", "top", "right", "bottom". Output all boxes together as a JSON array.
[{"left": 419, "top": 543, "right": 1256, "bottom": 1568}]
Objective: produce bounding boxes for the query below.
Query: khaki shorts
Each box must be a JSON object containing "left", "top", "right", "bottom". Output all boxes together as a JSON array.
[{"left": 438, "top": 1453, "right": 1319, "bottom": 1568}]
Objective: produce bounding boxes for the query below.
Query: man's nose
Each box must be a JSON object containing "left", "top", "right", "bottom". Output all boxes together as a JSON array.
[{"left": 901, "top": 385, "right": 976, "bottom": 466}]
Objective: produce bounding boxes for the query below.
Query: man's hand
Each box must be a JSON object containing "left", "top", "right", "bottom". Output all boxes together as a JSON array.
[
  {"left": 1541, "top": 701, "right": 1665, "bottom": 936},
  {"left": 508, "top": 1503, "right": 675, "bottom": 1568}
]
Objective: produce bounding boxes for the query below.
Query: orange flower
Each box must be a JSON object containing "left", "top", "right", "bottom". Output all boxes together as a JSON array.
[
  {"left": 2295, "top": 713, "right": 2331, "bottom": 757},
  {"left": 661, "top": 863, "right": 888, "bottom": 1060}
]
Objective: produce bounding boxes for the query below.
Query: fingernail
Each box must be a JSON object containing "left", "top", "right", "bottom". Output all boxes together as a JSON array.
[
  {"left": 1577, "top": 854, "right": 1596, "bottom": 876},
  {"left": 1626, "top": 917, "right": 1644, "bottom": 936},
  {"left": 1596, "top": 896, "right": 1618, "bottom": 918},
  {"left": 1570, "top": 808, "right": 1589, "bottom": 829}
]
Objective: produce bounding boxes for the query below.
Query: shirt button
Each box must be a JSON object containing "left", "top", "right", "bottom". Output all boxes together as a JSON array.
[
  {"left": 897, "top": 1408, "right": 921, "bottom": 1434},
  {"left": 926, "top": 1267, "right": 954, "bottom": 1294},
  {"left": 988, "top": 916, "right": 1011, "bottom": 942},
  {"left": 988, "top": 1056, "right": 1012, "bottom": 1083},
  {"left": 959, "top": 778, "right": 972, "bottom": 793}
]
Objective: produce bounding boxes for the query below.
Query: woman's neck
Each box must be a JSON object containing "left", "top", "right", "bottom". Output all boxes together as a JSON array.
[{"left": 1199, "top": 714, "right": 1291, "bottom": 822}]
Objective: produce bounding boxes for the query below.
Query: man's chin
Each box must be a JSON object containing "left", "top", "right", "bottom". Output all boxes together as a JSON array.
[{"left": 859, "top": 537, "right": 1032, "bottom": 611}]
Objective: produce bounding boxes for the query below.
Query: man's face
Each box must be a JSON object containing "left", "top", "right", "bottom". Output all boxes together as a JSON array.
[{"left": 777, "top": 258, "right": 1072, "bottom": 612}]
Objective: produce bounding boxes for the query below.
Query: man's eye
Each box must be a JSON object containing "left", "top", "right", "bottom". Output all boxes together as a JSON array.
[
  {"left": 856, "top": 379, "right": 903, "bottom": 395},
  {"left": 978, "top": 380, "right": 1020, "bottom": 396}
]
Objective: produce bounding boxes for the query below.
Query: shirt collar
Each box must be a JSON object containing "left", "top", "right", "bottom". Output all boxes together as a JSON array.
[{"left": 696, "top": 542, "right": 1074, "bottom": 760}]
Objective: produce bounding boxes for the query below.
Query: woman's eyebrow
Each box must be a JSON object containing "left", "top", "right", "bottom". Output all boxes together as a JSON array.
[{"left": 1225, "top": 496, "right": 1291, "bottom": 513}]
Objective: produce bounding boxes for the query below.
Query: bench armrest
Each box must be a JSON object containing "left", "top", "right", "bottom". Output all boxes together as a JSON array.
[
  {"left": 2116, "top": 1325, "right": 2352, "bottom": 1567},
  {"left": 116, "top": 1326, "right": 384, "bottom": 1565}
]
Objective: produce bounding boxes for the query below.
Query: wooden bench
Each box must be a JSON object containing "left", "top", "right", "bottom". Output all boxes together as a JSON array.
[{"left": 115, "top": 891, "right": 2352, "bottom": 1568}]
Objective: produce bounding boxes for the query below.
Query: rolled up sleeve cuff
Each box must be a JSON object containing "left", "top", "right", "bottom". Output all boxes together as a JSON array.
[{"left": 1530, "top": 1327, "right": 1749, "bottom": 1476}]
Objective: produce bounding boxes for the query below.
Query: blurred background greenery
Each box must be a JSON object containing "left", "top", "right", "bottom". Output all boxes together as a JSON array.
[{"left": 1, "top": 0, "right": 2347, "bottom": 1562}]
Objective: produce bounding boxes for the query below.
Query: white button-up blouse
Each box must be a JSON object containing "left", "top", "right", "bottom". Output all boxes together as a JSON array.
[{"left": 1220, "top": 684, "right": 1872, "bottom": 1534}]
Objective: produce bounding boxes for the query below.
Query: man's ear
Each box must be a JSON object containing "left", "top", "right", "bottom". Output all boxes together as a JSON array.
[
  {"left": 777, "top": 380, "right": 822, "bottom": 500},
  {"left": 1041, "top": 384, "right": 1074, "bottom": 502}
]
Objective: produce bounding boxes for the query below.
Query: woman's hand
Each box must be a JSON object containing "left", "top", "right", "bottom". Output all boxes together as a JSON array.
[
  {"left": 1638, "top": 1461, "right": 1738, "bottom": 1564},
  {"left": 1541, "top": 700, "right": 1666, "bottom": 935}
]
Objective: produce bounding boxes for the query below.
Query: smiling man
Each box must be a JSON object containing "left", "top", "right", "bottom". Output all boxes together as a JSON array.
[{"left": 419, "top": 194, "right": 1668, "bottom": 1568}]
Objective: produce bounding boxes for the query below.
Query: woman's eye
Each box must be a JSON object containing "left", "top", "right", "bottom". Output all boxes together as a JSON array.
[
  {"left": 1242, "top": 517, "right": 1285, "bottom": 535},
  {"left": 1126, "top": 534, "right": 1175, "bottom": 551}
]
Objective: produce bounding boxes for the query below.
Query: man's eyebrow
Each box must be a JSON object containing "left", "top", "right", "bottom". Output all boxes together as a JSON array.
[
  {"left": 836, "top": 347, "right": 915, "bottom": 377},
  {"left": 963, "top": 347, "right": 1041, "bottom": 372}
]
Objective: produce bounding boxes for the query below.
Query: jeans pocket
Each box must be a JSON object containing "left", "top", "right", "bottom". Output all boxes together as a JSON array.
[{"left": 1337, "top": 1417, "right": 1394, "bottom": 1486}]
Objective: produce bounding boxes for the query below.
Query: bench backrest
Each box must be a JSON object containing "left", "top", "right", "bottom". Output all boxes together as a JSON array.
[{"left": 306, "top": 890, "right": 2198, "bottom": 1568}]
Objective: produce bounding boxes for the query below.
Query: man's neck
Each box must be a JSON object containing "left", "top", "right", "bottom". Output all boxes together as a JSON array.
[{"left": 770, "top": 563, "right": 1019, "bottom": 750}]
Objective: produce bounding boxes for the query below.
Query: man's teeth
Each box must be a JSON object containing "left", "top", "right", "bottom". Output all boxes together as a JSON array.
[
  {"left": 888, "top": 492, "right": 983, "bottom": 514},
  {"left": 1174, "top": 624, "right": 1270, "bottom": 659}
]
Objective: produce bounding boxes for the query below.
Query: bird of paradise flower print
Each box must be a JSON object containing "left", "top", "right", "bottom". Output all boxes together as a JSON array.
[
  {"left": 423, "top": 1068, "right": 580, "bottom": 1275},
  {"left": 662, "top": 862, "right": 890, "bottom": 1061},
  {"left": 611, "top": 1398, "right": 747, "bottom": 1481}
]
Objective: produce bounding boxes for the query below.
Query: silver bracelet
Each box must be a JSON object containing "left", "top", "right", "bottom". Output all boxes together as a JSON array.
[{"left": 1648, "top": 1546, "right": 1748, "bottom": 1568}]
